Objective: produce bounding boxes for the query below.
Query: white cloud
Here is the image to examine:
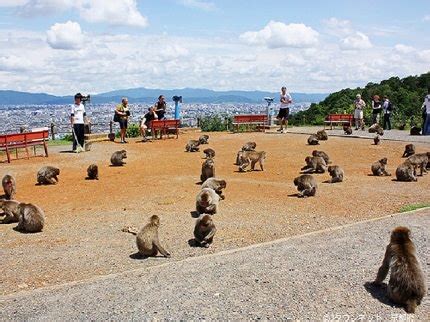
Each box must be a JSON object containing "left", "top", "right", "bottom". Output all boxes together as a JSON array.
[
  {"left": 341, "top": 32, "right": 372, "bottom": 50},
  {"left": 18, "top": 0, "right": 74, "bottom": 15},
  {"left": 46, "top": 21, "right": 84, "bottom": 50},
  {"left": 0, "top": 55, "right": 32, "bottom": 71},
  {"left": 180, "top": 0, "right": 216, "bottom": 11},
  {"left": 240, "top": 21, "right": 319, "bottom": 49},
  {"left": 423, "top": 15, "right": 430, "bottom": 21},
  {"left": 394, "top": 44, "right": 415, "bottom": 54},
  {"left": 0, "top": 0, "right": 27, "bottom": 6},
  {"left": 323, "top": 17, "right": 352, "bottom": 37}
]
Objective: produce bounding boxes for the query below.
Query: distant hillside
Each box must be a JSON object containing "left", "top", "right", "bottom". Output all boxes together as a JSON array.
[
  {"left": 0, "top": 88, "right": 327, "bottom": 105},
  {"left": 291, "top": 72, "right": 430, "bottom": 127}
]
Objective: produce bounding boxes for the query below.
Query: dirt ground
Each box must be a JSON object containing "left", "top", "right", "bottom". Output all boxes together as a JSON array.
[{"left": 1, "top": 131, "right": 429, "bottom": 296}]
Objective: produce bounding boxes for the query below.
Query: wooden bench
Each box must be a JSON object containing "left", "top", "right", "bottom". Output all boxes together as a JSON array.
[
  {"left": 323, "top": 114, "right": 354, "bottom": 129},
  {"left": 149, "top": 119, "right": 180, "bottom": 139},
  {"left": 232, "top": 114, "right": 268, "bottom": 132},
  {"left": 0, "top": 130, "right": 49, "bottom": 163}
]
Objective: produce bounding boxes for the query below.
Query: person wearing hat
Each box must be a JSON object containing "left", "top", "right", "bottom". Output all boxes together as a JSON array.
[
  {"left": 382, "top": 96, "right": 393, "bottom": 130},
  {"left": 277, "top": 86, "right": 292, "bottom": 133},
  {"left": 115, "top": 97, "right": 130, "bottom": 143},
  {"left": 371, "top": 95, "right": 382, "bottom": 125},
  {"left": 353, "top": 94, "right": 366, "bottom": 130},
  {"left": 70, "top": 93, "right": 86, "bottom": 152}
]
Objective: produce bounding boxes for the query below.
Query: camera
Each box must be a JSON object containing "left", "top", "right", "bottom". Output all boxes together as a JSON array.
[{"left": 81, "top": 94, "right": 90, "bottom": 103}]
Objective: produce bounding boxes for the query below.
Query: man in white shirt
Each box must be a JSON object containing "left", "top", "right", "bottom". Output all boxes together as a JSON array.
[
  {"left": 277, "top": 86, "right": 292, "bottom": 133},
  {"left": 70, "top": 93, "right": 86, "bottom": 151}
]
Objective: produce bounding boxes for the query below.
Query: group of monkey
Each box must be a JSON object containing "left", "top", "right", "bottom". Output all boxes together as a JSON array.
[{"left": 1, "top": 131, "right": 428, "bottom": 313}]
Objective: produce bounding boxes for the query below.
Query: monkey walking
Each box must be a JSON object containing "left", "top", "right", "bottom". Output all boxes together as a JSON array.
[
  {"left": 193, "top": 214, "right": 217, "bottom": 248},
  {"left": 406, "top": 152, "right": 429, "bottom": 176},
  {"left": 2, "top": 174, "right": 16, "bottom": 200},
  {"left": 238, "top": 151, "right": 266, "bottom": 172},
  {"left": 373, "top": 226, "right": 426, "bottom": 313}
]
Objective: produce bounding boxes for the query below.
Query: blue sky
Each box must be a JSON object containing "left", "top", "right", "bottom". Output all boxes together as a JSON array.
[{"left": 0, "top": 0, "right": 429, "bottom": 95}]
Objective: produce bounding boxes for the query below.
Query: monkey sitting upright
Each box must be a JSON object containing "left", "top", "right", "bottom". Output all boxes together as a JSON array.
[
  {"left": 2, "top": 174, "right": 16, "bottom": 200},
  {"left": 301, "top": 156, "right": 327, "bottom": 174},
  {"left": 110, "top": 150, "right": 127, "bottom": 166},
  {"left": 194, "top": 214, "right": 217, "bottom": 248},
  {"left": 373, "top": 226, "right": 426, "bottom": 313},
  {"left": 0, "top": 199, "right": 20, "bottom": 224},
  {"left": 371, "top": 158, "right": 391, "bottom": 176},
  {"left": 203, "top": 148, "right": 215, "bottom": 159},
  {"left": 86, "top": 164, "right": 99, "bottom": 180},
  {"left": 307, "top": 134, "right": 319, "bottom": 145},
  {"left": 201, "top": 178, "right": 227, "bottom": 200},
  {"left": 15, "top": 203, "right": 45, "bottom": 233},
  {"left": 293, "top": 174, "right": 317, "bottom": 197},
  {"left": 185, "top": 140, "right": 200, "bottom": 152},
  {"left": 199, "top": 134, "right": 209, "bottom": 145},
  {"left": 327, "top": 165, "right": 344, "bottom": 183},
  {"left": 196, "top": 188, "right": 220, "bottom": 215},
  {"left": 402, "top": 144, "right": 415, "bottom": 158}
]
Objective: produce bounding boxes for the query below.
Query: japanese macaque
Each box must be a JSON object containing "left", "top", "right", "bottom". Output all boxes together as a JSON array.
[
  {"left": 368, "top": 123, "right": 384, "bottom": 135},
  {"left": 15, "top": 203, "right": 45, "bottom": 233},
  {"left": 406, "top": 152, "right": 429, "bottom": 176},
  {"left": 373, "top": 226, "right": 426, "bottom": 313},
  {"left": 316, "top": 130, "right": 328, "bottom": 140},
  {"left": 242, "top": 142, "right": 257, "bottom": 151},
  {"left": 238, "top": 151, "right": 266, "bottom": 172},
  {"left": 327, "top": 165, "right": 344, "bottom": 183},
  {"left": 201, "top": 178, "right": 227, "bottom": 200},
  {"left": 293, "top": 174, "right": 317, "bottom": 197},
  {"left": 37, "top": 166, "right": 60, "bottom": 185},
  {"left": 371, "top": 158, "right": 391, "bottom": 176},
  {"left": 374, "top": 135, "right": 380, "bottom": 145},
  {"left": 0, "top": 199, "right": 20, "bottom": 224},
  {"left": 402, "top": 144, "right": 415, "bottom": 158},
  {"left": 193, "top": 214, "right": 217, "bottom": 248},
  {"left": 199, "top": 134, "right": 209, "bottom": 144},
  {"left": 196, "top": 188, "right": 220, "bottom": 215},
  {"left": 301, "top": 156, "right": 327, "bottom": 174},
  {"left": 312, "top": 150, "right": 331, "bottom": 164},
  {"left": 307, "top": 134, "right": 319, "bottom": 145},
  {"left": 185, "top": 140, "right": 200, "bottom": 152},
  {"left": 395, "top": 161, "right": 417, "bottom": 182},
  {"left": 343, "top": 124, "right": 352, "bottom": 135},
  {"left": 203, "top": 148, "right": 215, "bottom": 159},
  {"left": 2, "top": 174, "right": 16, "bottom": 200},
  {"left": 110, "top": 150, "right": 127, "bottom": 166},
  {"left": 86, "top": 164, "right": 99, "bottom": 180},
  {"left": 200, "top": 159, "right": 215, "bottom": 183}
]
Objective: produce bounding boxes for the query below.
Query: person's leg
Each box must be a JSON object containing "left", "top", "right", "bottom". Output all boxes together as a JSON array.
[
  {"left": 78, "top": 124, "right": 85, "bottom": 147},
  {"left": 387, "top": 115, "right": 391, "bottom": 130},
  {"left": 72, "top": 124, "right": 77, "bottom": 151},
  {"left": 372, "top": 113, "right": 377, "bottom": 125},
  {"left": 383, "top": 114, "right": 387, "bottom": 130}
]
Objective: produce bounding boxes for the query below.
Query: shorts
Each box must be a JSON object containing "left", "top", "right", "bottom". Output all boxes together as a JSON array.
[
  {"left": 354, "top": 109, "right": 363, "bottom": 119},
  {"left": 277, "top": 108, "right": 289, "bottom": 120},
  {"left": 118, "top": 118, "right": 128, "bottom": 129}
]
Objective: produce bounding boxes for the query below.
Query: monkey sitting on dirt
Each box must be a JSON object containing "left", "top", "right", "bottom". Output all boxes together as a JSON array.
[
  {"left": 307, "top": 134, "right": 319, "bottom": 145},
  {"left": 193, "top": 214, "right": 217, "bottom": 248},
  {"left": 312, "top": 150, "right": 331, "bottom": 164},
  {"left": 196, "top": 188, "right": 220, "bottom": 215},
  {"left": 371, "top": 158, "right": 391, "bottom": 176},
  {"left": 327, "top": 165, "right": 344, "bottom": 183},
  {"left": 373, "top": 226, "right": 426, "bottom": 313},
  {"left": 201, "top": 159, "right": 215, "bottom": 183},
  {"left": 406, "top": 152, "right": 429, "bottom": 176},
  {"left": 185, "top": 140, "right": 200, "bottom": 152},
  {"left": 316, "top": 130, "right": 328, "bottom": 140},
  {"left": 201, "top": 178, "right": 227, "bottom": 200},
  {"left": 343, "top": 124, "right": 352, "bottom": 135},
  {"left": 395, "top": 161, "right": 417, "bottom": 182},
  {"left": 373, "top": 135, "right": 380, "bottom": 145},
  {"left": 111, "top": 150, "right": 127, "bottom": 166},
  {"left": 402, "top": 144, "right": 415, "bottom": 158},
  {"left": 0, "top": 199, "right": 20, "bottom": 224},
  {"left": 2, "top": 174, "right": 16, "bottom": 200},
  {"left": 86, "top": 164, "right": 99, "bottom": 180},
  {"left": 301, "top": 156, "right": 327, "bottom": 174},
  {"left": 199, "top": 135, "right": 209, "bottom": 144},
  {"left": 37, "top": 166, "right": 60, "bottom": 185},
  {"left": 15, "top": 203, "right": 45, "bottom": 233},
  {"left": 238, "top": 151, "right": 266, "bottom": 172},
  {"left": 293, "top": 174, "right": 317, "bottom": 197}
]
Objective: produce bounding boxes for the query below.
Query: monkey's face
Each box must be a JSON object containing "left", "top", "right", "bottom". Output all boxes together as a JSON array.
[
  {"left": 220, "top": 180, "right": 227, "bottom": 188},
  {"left": 55, "top": 168, "right": 60, "bottom": 175},
  {"left": 293, "top": 178, "right": 299, "bottom": 186},
  {"left": 305, "top": 157, "right": 311, "bottom": 163},
  {"left": 380, "top": 158, "right": 388, "bottom": 165},
  {"left": 327, "top": 166, "right": 334, "bottom": 173},
  {"left": 200, "top": 193, "right": 211, "bottom": 207}
]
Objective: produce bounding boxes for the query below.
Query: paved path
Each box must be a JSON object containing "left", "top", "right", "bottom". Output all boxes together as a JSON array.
[
  {"left": 1, "top": 209, "right": 429, "bottom": 320},
  {"left": 273, "top": 126, "right": 430, "bottom": 144}
]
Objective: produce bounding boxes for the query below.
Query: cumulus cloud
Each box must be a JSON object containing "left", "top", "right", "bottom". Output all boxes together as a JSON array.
[
  {"left": 394, "top": 44, "right": 415, "bottom": 54},
  {"left": 0, "top": 55, "right": 32, "bottom": 71},
  {"left": 240, "top": 21, "right": 319, "bottom": 49},
  {"left": 323, "top": 17, "right": 352, "bottom": 37},
  {"left": 46, "top": 21, "right": 84, "bottom": 50},
  {"left": 341, "top": 32, "right": 372, "bottom": 50},
  {"left": 180, "top": 0, "right": 216, "bottom": 11}
]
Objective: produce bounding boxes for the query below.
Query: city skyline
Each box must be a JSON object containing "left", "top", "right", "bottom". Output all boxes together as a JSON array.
[{"left": 0, "top": 1, "right": 429, "bottom": 95}]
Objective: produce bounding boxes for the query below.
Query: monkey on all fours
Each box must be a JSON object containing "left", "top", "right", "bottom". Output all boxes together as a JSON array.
[
  {"left": 293, "top": 174, "right": 317, "bottom": 197},
  {"left": 203, "top": 148, "right": 215, "bottom": 159},
  {"left": 316, "top": 130, "right": 328, "bottom": 140},
  {"left": 86, "top": 164, "right": 99, "bottom": 180},
  {"left": 307, "top": 134, "right": 319, "bottom": 145},
  {"left": 15, "top": 203, "right": 45, "bottom": 233},
  {"left": 196, "top": 188, "right": 220, "bottom": 215},
  {"left": 110, "top": 150, "right": 127, "bottom": 166},
  {"left": 194, "top": 214, "right": 217, "bottom": 248},
  {"left": 0, "top": 199, "right": 20, "bottom": 224},
  {"left": 124, "top": 215, "right": 170, "bottom": 258},
  {"left": 185, "top": 139, "right": 200, "bottom": 152},
  {"left": 371, "top": 158, "right": 391, "bottom": 176},
  {"left": 301, "top": 156, "right": 327, "bottom": 174},
  {"left": 373, "top": 226, "right": 426, "bottom": 313},
  {"left": 37, "top": 166, "right": 60, "bottom": 185},
  {"left": 201, "top": 178, "right": 227, "bottom": 200},
  {"left": 238, "top": 150, "right": 266, "bottom": 172},
  {"left": 406, "top": 152, "right": 429, "bottom": 176},
  {"left": 312, "top": 150, "right": 331, "bottom": 164},
  {"left": 199, "top": 134, "right": 209, "bottom": 144},
  {"left": 2, "top": 174, "right": 16, "bottom": 200}
]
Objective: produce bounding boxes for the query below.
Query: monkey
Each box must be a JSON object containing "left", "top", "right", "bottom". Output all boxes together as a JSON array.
[
  {"left": 0, "top": 199, "right": 20, "bottom": 224},
  {"left": 312, "top": 150, "right": 331, "bottom": 164},
  {"left": 316, "top": 129, "right": 328, "bottom": 140},
  {"left": 307, "top": 134, "right": 319, "bottom": 145},
  {"left": 200, "top": 158, "right": 215, "bottom": 183},
  {"left": 185, "top": 139, "right": 200, "bottom": 152},
  {"left": 402, "top": 144, "right": 415, "bottom": 158},
  {"left": 301, "top": 156, "right": 327, "bottom": 174},
  {"left": 368, "top": 123, "right": 384, "bottom": 135},
  {"left": 15, "top": 203, "right": 45, "bottom": 233},
  {"left": 132, "top": 215, "right": 171, "bottom": 258},
  {"left": 374, "top": 135, "right": 380, "bottom": 145},
  {"left": 37, "top": 166, "right": 60, "bottom": 185},
  {"left": 203, "top": 148, "right": 215, "bottom": 159},
  {"left": 86, "top": 164, "right": 99, "bottom": 180},
  {"left": 293, "top": 174, "right": 317, "bottom": 197},
  {"left": 193, "top": 214, "right": 217, "bottom": 248},
  {"left": 395, "top": 161, "right": 417, "bottom": 182},
  {"left": 242, "top": 141, "right": 257, "bottom": 151},
  {"left": 110, "top": 150, "right": 127, "bottom": 166},
  {"left": 198, "top": 134, "right": 209, "bottom": 145},
  {"left": 201, "top": 178, "right": 227, "bottom": 200},
  {"left": 235, "top": 150, "right": 244, "bottom": 165},
  {"left": 343, "top": 124, "right": 352, "bottom": 135},
  {"left": 327, "top": 165, "right": 344, "bottom": 183},
  {"left": 410, "top": 126, "right": 421, "bottom": 136},
  {"left": 2, "top": 174, "right": 16, "bottom": 200},
  {"left": 371, "top": 158, "right": 391, "bottom": 176},
  {"left": 373, "top": 226, "right": 426, "bottom": 313},
  {"left": 406, "top": 152, "right": 429, "bottom": 176},
  {"left": 196, "top": 188, "right": 220, "bottom": 215},
  {"left": 238, "top": 150, "right": 266, "bottom": 172}
]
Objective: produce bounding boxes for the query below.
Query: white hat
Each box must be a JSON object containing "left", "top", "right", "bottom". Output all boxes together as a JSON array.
[{"left": 356, "top": 94, "right": 361, "bottom": 98}]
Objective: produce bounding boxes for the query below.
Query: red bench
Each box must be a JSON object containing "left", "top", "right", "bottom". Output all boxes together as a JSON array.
[
  {"left": 232, "top": 114, "right": 268, "bottom": 132},
  {"left": 324, "top": 114, "right": 353, "bottom": 129},
  {"left": 149, "top": 119, "right": 180, "bottom": 139},
  {"left": 0, "top": 130, "right": 49, "bottom": 163}
]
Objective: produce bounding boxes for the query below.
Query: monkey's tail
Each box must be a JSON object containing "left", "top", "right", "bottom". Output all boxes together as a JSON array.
[{"left": 121, "top": 226, "right": 138, "bottom": 235}]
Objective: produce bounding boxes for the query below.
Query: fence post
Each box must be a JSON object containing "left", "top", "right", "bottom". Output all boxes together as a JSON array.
[{"left": 50, "top": 122, "right": 55, "bottom": 140}]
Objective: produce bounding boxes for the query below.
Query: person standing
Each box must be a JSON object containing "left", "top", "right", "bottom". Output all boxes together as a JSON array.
[
  {"left": 154, "top": 95, "right": 167, "bottom": 120},
  {"left": 70, "top": 93, "right": 86, "bottom": 152},
  {"left": 353, "top": 94, "right": 366, "bottom": 130},
  {"left": 115, "top": 97, "right": 130, "bottom": 143},
  {"left": 371, "top": 95, "right": 382, "bottom": 125},
  {"left": 277, "top": 86, "right": 292, "bottom": 133},
  {"left": 422, "top": 88, "right": 430, "bottom": 135},
  {"left": 382, "top": 96, "right": 393, "bottom": 130}
]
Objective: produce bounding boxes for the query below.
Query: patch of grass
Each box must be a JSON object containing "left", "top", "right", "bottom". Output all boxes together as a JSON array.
[
  {"left": 48, "top": 139, "right": 72, "bottom": 146},
  {"left": 399, "top": 203, "right": 430, "bottom": 213}
]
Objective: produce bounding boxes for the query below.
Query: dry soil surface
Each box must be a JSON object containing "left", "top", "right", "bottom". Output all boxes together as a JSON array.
[{"left": 1, "top": 131, "right": 429, "bottom": 295}]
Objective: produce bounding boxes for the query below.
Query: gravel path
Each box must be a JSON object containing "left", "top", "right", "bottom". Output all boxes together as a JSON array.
[
  {"left": 1, "top": 208, "right": 428, "bottom": 321},
  {"left": 281, "top": 126, "right": 430, "bottom": 143}
]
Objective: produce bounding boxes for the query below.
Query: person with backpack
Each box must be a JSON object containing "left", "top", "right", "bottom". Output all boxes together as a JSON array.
[{"left": 382, "top": 96, "right": 393, "bottom": 130}]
